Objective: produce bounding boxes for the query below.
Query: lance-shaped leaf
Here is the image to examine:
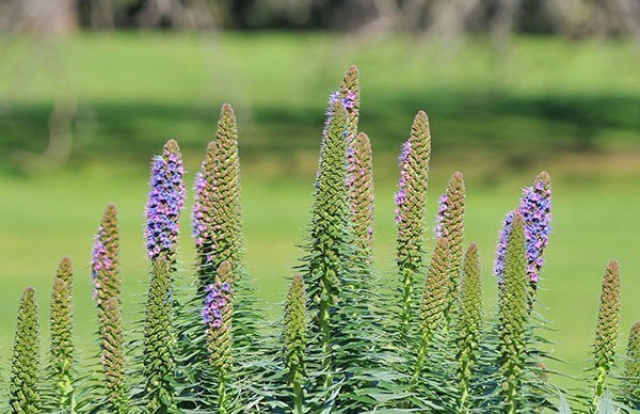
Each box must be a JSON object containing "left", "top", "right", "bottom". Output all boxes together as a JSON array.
[{"left": 10, "top": 287, "right": 40, "bottom": 414}]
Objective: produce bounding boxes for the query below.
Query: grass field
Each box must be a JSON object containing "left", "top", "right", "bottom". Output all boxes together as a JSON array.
[{"left": 0, "top": 32, "right": 639, "bottom": 391}]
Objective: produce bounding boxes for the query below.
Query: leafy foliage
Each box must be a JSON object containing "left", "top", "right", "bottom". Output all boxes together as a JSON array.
[{"left": 2, "top": 65, "right": 638, "bottom": 414}]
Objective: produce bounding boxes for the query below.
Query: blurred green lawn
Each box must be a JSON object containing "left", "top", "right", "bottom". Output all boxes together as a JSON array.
[{"left": 0, "top": 33, "right": 639, "bottom": 390}]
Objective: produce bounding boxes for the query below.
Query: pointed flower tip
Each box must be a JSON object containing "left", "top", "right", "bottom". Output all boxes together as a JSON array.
[
  {"left": 415, "top": 110, "right": 429, "bottom": 124},
  {"left": 512, "top": 210, "right": 525, "bottom": 227},
  {"left": 105, "top": 203, "right": 117, "bottom": 215},
  {"left": 163, "top": 139, "right": 180, "bottom": 155},
  {"left": 59, "top": 256, "right": 72, "bottom": 269},
  {"left": 23, "top": 286, "right": 36, "bottom": 298},
  {"left": 452, "top": 171, "right": 464, "bottom": 182},
  {"left": 347, "top": 64, "right": 358, "bottom": 75},
  {"left": 607, "top": 260, "right": 620, "bottom": 275},
  {"left": 467, "top": 242, "right": 478, "bottom": 254},
  {"left": 536, "top": 171, "right": 551, "bottom": 186},
  {"left": 221, "top": 102, "right": 235, "bottom": 116}
]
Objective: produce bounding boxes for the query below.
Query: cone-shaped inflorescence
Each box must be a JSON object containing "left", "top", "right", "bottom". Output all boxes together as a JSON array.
[
  {"left": 48, "top": 258, "right": 75, "bottom": 412},
  {"left": 10, "top": 287, "right": 40, "bottom": 414},
  {"left": 193, "top": 141, "right": 217, "bottom": 284},
  {"left": 495, "top": 173, "right": 552, "bottom": 296},
  {"left": 284, "top": 275, "right": 307, "bottom": 414},
  {"left": 347, "top": 132, "right": 374, "bottom": 264},
  {"left": 395, "top": 111, "right": 431, "bottom": 341},
  {"left": 92, "top": 204, "right": 128, "bottom": 412},
  {"left": 142, "top": 257, "right": 177, "bottom": 413},
  {"left": 435, "top": 171, "right": 466, "bottom": 318},
  {"left": 457, "top": 243, "right": 483, "bottom": 412},
  {"left": 101, "top": 297, "right": 129, "bottom": 413},
  {"left": 92, "top": 203, "right": 121, "bottom": 327},
  {"left": 145, "top": 139, "right": 185, "bottom": 267},
  {"left": 624, "top": 321, "right": 640, "bottom": 408},
  {"left": 591, "top": 260, "right": 621, "bottom": 411},
  {"left": 196, "top": 104, "right": 243, "bottom": 279},
  {"left": 305, "top": 99, "right": 350, "bottom": 381},
  {"left": 497, "top": 212, "right": 529, "bottom": 413},
  {"left": 413, "top": 238, "right": 450, "bottom": 384}
]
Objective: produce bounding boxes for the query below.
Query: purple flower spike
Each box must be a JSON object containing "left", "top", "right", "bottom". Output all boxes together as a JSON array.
[
  {"left": 394, "top": 140, "right": 412, "bottom": 223},
  {"left": 145, "top": 140, "right": 185, "bottom": 262},
  {"left": 202, "top": 279, "right": 233, "bottom": 330},
  {"left": 494, "top": 174, "right": 552, "bottom": 284}
]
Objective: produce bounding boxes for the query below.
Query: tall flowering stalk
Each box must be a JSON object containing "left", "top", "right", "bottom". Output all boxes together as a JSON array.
[
  {"left": 284, "top": 275, "right": 307, "bottom": 414},
  {"left": 497, "top": 212, "right": 529, "bottom": 414},
  {"left": 457, "top": 243, "right": 482, "bottom": 411},
  {"left": 347, "top": 132, "right": 374, "bottom": 265},
  {"left": 142, "top": 257, "right": 177, "bottom": 413},
  {"left": 435, "top": 171, "right": 466, "bottom": 319},
  {"left": 300, "top": 96, "right": 351, "bottom": 396},
  {"left": 395, "top": 111, "right": 431, "bottom": 341},
  {"left": 10, "top": 287, "right": 40, "bottom": 414},
  {"left": 624, "top": 321, "right": 640, "bottom": 408},
  {"left": 145, "top": 139, "right": 185, "bottom": 267},
  {"left": 591, "top": 260, "right": 621, "bottom": 412},
  {"left": 204, "top": 261, "right": 234, "bottom": 413},
  {"left": 92, "top": 204, "right": 128, "bottom": 412},
  {"left": 495, "top": 173, "right": 552, "bottom": 295},
  {"left": 48, "top": 258, "right": 76, "bottom": 412},
  {"left": 412, "top": 238, "right": 450, "bottom": 385}
]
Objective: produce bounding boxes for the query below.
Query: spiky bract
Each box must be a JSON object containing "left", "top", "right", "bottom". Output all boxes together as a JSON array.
[
  {"left": 435, "top": 172, "right": 466, "bottom": 317},
  {"left": 10, "top": 287, "right": 40, "bottom": 414},
  {"left": 498, "top": 212, "right": 529, "bottom": 413},
  {"left": 142, "top": 258, "right": 177, "bottom": 413},
  {"left": 48, "top": 258, "right": 75, "bottom": 412},
  {"left": 285, "top": 275, "right": 307, "bottom": 413},
  {"left": 624, "top": 321, "right": 640, "bottom": 408},
  {"left": 592, "top": 260, "right": 621, "bottom": 410},
  {"left": 347, "top": 132, "right": 374, "bottom": 264},
  {"left": 457, "top": 243, "right": 482, "bottom": 411},
  {"left": 395, "top": 110, "right": 431, "bottom": 341}
]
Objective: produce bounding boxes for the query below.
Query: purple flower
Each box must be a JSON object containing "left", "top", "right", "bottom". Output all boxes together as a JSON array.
[
  {"left": 324, "top": 89, "right": 357, "bottom": 131},
  {"left": 394, "top": 140, "right": 412, "bottom": 223},
  {"left": 494, "top": 179, "right": 552, "bottom": 284},
  {"left": 435, "top": 193, "right": 449, "bottom": 239},
  {"left": 202, "top": 280, "right": 233, "bottom": 330},
  {"left": 145, "top": 145, "right": 185, "bottom": 261}
]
